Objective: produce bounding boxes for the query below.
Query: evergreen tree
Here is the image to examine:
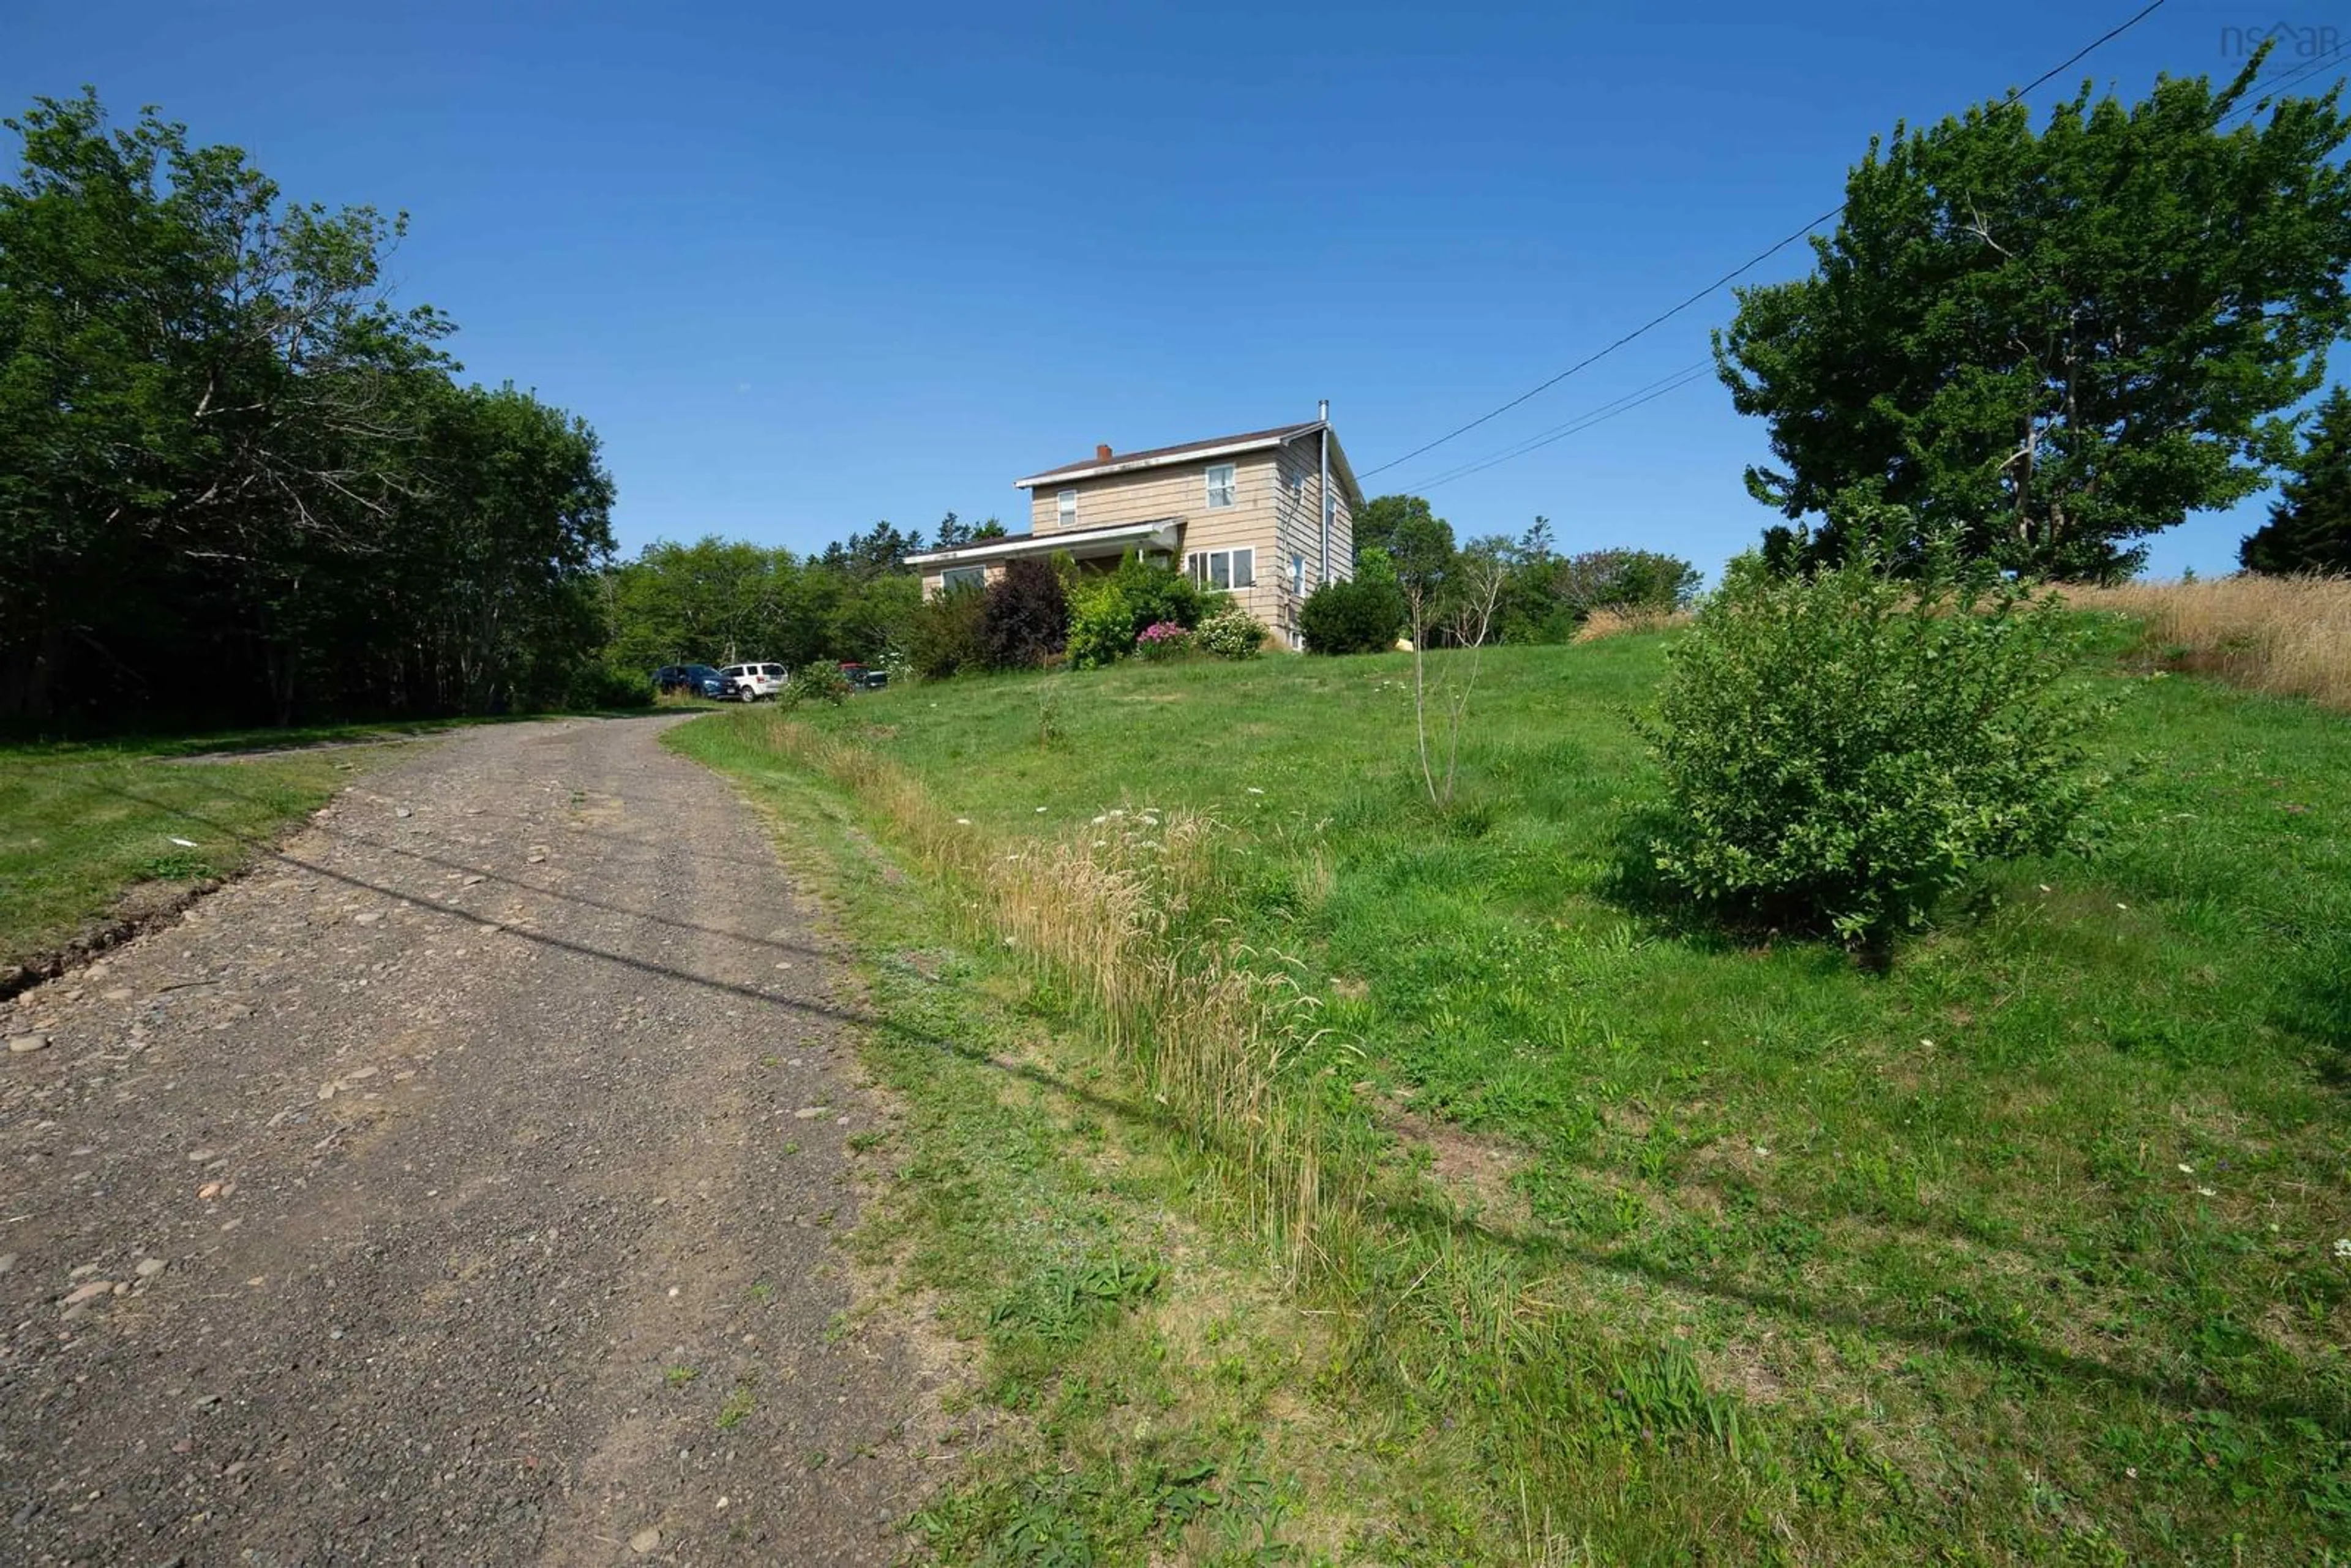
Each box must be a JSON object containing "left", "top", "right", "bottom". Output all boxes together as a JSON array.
[
  {"left": 1716, "top": 52, "right": 2351, "bottom": 580},
  {"left": 2241, "top": 387, "right": 2351, "bottom": 574}
]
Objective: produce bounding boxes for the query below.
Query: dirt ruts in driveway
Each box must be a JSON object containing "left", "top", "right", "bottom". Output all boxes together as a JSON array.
[{"left": 0, "top": 715, "right": 945, "bottom": 1564}]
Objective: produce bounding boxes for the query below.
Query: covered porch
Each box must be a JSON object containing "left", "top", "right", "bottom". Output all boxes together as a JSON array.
[{"left": 906, "top": 518, "right": 1180, "bottom": 596}]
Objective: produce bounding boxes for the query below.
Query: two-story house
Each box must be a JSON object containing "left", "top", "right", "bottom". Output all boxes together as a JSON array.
[{"left": 905, "top": 408, "right": 1362, "bottom": 650}]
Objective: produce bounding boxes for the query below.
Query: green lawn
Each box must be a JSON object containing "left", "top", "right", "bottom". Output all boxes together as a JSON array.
[
  {"left": 682, "top": 636, "right": 2350, "bottom": 1563},
  {"left": 0, "top": 729, "right": 414, "bottom": 981}
]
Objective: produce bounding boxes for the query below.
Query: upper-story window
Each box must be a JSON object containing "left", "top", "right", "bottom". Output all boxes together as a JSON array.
[
  {"left": 1057, "top": 489, "right": 1077, "bottom": 528},
  {"left": 1205, "top": 463, "right": 1237, "bottom": 509}
]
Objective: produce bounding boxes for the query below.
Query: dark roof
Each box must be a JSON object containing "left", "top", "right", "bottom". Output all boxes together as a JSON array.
[{"left": 1019, "top": 421, "right": 1323, "bottom": 484}]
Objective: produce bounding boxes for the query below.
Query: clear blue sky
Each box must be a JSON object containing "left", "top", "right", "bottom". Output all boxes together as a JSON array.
[{"left": 9, "top": 0, "right": 2337, "bottom": 577}]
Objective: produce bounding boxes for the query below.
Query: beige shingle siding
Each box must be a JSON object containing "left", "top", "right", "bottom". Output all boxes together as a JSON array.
[
  {"left": 1029, "top": 454, "right": 1269, "bottom": 536},
  {"left": 1270, "top": 435, "right": 1356, "bottom": 637},
  {"left": 1272, "top": 440, "right": 1340, "bottom": 582},
  {"left": 1174, "top": 455, "right": 1289, "bottom": 636},
  {"left": 1009, "top": 433, "right": 1354, "bottom": 649}
]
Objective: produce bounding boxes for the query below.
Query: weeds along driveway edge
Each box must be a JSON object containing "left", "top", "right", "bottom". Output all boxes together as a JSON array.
[
  {"left": 745, "top": 708, "right": 1343, "bottom": 1275},
  {"left": 664, "top": 714, "right": 1392, "bottom": 1562},
  {"left": 669, "top": 705, "right": 1976, "bottom": 1564}
]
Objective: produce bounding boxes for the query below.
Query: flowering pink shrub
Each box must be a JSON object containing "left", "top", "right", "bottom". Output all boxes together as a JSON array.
[{"left": 1136, "top": 620, "right": 1193, "bottom": 661}]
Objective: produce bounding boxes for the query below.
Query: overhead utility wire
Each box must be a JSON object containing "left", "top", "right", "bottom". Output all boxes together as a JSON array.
[
  {"left": 1395, "top": 361, "right": 1714, "bottom": 492},
  {"left": 1357, "top": 0, "right": 2175, "bottom": 481},
  {"left": 1412, "top": 369, "right": 1715, "bottom": 492},
  {"left": 1387, "top": 39, "right": 2345, "bottom": 495},
  {"left": 2216, "top": 37, "right": 2351, "bottom": 127},
  {"left": 1403, "top": 360, "right": 1710, "bottom": 487}
]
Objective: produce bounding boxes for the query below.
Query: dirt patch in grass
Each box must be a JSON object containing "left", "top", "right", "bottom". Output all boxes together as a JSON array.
[
  {"left": 1386, "top": 1105, "right": 1533, "bottom": 1228},
  {"left": 1690, "top": 1332, "right": 1793, "bottom": 1407}
]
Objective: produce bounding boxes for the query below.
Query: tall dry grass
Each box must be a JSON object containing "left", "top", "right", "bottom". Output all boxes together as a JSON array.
[
  {"left": 2064, "top": 574, "right": 2351, "bottom": 711},
  {"left": 755, "top": 715, "right": 1338, "bottom": 1279},
  {"left": 1573, "top": 606, "right": 1694, "bottom": 643}
]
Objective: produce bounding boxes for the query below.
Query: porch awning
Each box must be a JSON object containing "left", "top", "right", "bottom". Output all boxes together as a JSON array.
[{"left": 906, "top": 518, "right": 1180, "bottom": 570}]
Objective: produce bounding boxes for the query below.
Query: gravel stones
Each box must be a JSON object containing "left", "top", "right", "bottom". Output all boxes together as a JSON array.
[{"left": 0, "top": 715, "right": 939, "bottom": 1564}]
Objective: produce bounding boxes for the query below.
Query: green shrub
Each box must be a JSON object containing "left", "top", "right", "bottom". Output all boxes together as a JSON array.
[
  {"left": 1637, "top": 542, "right": 2113, "bottom": 947},
  {"left": 1104, "top": 554, "right": 1205, "bottom": 632},
  {"left": 1557, "top": 549, "right": 1702, "bottom": 618},
  {"left": 1066, "top": 580, "right": 1138, "bottom": 669},
  {"left": 1194, "top": 600, "right": 1267, "bottom": 658},
  {"left": 904, "top": 583, "right": 988, "bottom": 679},
  {"left": 782, "top": 662, "right": 850, "bottom": 707},
  {"left": 1300, "top": 576, "right": 1406, "bottom": 655},
  {"left": 981, "top": 557, "right": 1068, "bottom": 669},
  {"left": 563, "top": 662, "right": 654, "bottom": 710},
  {"left": 1062, "top": 556, "right": 1207, "bottom": 669}
]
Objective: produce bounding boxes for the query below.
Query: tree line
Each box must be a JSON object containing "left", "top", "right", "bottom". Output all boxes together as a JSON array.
[
  {"left": 1, "top": 91, "right": 620, "bottom": 726},
  {"left": 596, "top": 518, "right": 1003, "bottom": 675},
  {"left": 1295, "top": 495, "right": 1700, "bottom": 655}
]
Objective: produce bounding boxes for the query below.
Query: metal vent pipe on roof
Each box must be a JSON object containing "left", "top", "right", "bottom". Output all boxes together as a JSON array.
[{"left": 1318, "top": 399, "right": 1332, "bottom": 587}]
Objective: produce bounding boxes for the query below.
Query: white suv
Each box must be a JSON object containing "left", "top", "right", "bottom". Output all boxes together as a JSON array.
[{"left": 720, "top": 662, "right": 787, "bottom": 702}]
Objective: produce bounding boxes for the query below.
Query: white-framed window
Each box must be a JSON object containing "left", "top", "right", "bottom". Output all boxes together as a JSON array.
[
  {"left": 941, "top": 565, "right": 986, "bottom": 593},
  {"left": 1187, "top": 547, "right": 1254, "bottom": 590},
  {"left": 1291, "top": 554, "right": 1305, "bottom": 596},
  {"left": 1205, "top": 463, "right": 1237, "bottom": 509},
  {"left": 1056, "top": 489, "right": 1077, "bottom": 528}
]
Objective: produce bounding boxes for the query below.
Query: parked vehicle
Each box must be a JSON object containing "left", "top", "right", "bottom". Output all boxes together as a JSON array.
[
  {"left": 836, "top": 662, "right": 889, "bottom": 691},
  {"left": 653, "top": 663, "right": 728, "bottom": 699},
  {"left": 719, "top": 662, "right": 787, "bottom": 702}
]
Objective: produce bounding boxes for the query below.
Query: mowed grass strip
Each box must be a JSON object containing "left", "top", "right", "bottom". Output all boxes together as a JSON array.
[
  {"left": 688, "top": 636, "right": 2351, "bottom": 1562},
  {"left": 0, "top": 737, "right": 381, "bottom": 977}
]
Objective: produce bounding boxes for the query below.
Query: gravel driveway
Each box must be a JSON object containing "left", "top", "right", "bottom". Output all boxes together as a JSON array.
[{"left": 0, "top": 715, "right": 942, "bottom": 1564}]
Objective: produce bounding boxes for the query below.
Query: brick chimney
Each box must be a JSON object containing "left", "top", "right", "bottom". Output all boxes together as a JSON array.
[{"left": 1095, "top": 443, "right": 1113, "bottom": 462}]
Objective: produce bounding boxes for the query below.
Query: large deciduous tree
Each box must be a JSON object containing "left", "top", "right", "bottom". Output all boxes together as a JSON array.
[
  {"left": 1715, "top": 53, "right": 2351, "bottom": 580},
  {"left": 2241, "top": 384, "right": 2351, "bottom": 574},
  {"left": 0, "top": 90, "right": 614, "bottom": 722},
  {"left": 1354, "top": 495, "right": 1443, "bottom": 563}
]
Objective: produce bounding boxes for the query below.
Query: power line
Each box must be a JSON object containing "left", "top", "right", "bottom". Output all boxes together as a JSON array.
[
  {"left": 1355, "top": 208, "right": 1837, "bottom": 481},
  {"left": 1396, "top": 361, "right": 1713, "bottom": 492},
  {"left": 1358, "top": 0, "right": 2175, "bottom": 481},
  {"left": 1404, "top": 360, "right": 1710, "bottom": 487},
  {"left": 2217, "top": 37, "right": 2351, "bottom": 127},
  {"left": 1414, "top": 368, "right": 1715, "bottom": 492}
]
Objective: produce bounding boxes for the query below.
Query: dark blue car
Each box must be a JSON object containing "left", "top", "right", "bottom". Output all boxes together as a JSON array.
[{"left": 653, "top": 663, "right": 729, "bottom": 699}]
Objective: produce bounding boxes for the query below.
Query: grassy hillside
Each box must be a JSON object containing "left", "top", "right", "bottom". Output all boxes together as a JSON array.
[{"left": 683, "top": 633, "right": 2349, "bottom": 1563}]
